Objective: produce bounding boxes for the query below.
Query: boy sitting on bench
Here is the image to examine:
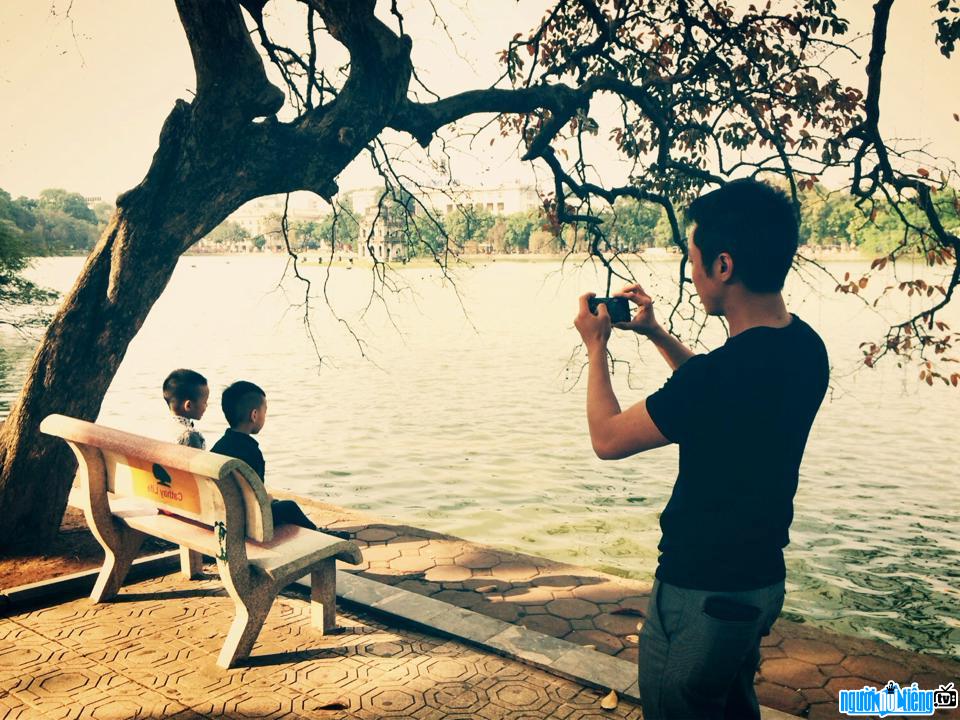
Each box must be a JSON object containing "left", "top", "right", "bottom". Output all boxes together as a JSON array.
[{"left": 211, "top": 380, "right": 349, "bottom": 538}]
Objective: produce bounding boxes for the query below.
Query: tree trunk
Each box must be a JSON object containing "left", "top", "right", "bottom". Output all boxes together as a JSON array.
[
  {"left": 0, "top": 0, "right": 414, "bottom": 552},
  {"left": 0, "top": 197, "right": 236, "bottom": 550},
  {"left": 0, "top": 101, "right": 247, "bottom": 551}
]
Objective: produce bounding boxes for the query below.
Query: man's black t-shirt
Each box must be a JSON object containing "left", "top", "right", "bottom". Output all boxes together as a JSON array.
[
  {"left": 645, "top": 313, "right": 829, "bottom": 591},
  {"left": 211, "top": 429, "right": 266, "bottom": 481}
]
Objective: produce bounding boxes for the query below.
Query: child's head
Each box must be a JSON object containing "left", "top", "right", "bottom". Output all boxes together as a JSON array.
[
  {"left": 221, "top": 381, "right": 267, "bottom": 434},
  {"left": 162, "top": 369, "right": 209, "bottom": 420}
]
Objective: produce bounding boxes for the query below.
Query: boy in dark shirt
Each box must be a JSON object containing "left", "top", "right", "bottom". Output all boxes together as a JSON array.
[
  {"left": 210, "top": 381, "right": 320, "bottom": 532},
  {"left": 574, "top": 179, "right": 829, "bottom": 720}
]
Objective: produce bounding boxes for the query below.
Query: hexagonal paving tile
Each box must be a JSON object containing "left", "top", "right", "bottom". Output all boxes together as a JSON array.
[
  {"left": 359, "top": 544, "right": 402, "bottom": 563},
  {"left": 760, "top": 627, "right": 783, "bottom": 647},
  {"left": 825, "top": 675, "right": 882, "bottom": 699},
  {"left": 232, "top": 694, "right": 289, "bottom": 717},
  {"left": 355, "top": 527, "right": 398, "bottom": 542},
  {"left": 502, "top": 586, "right": 555, "bottom": 605},
  {"left": 363, "top": 686, "right": 421, "bottom": 715},
  {"left": 518, "top": 614, "right": 572, "bottom": 638},
  {"left": 491, "top": 562, "right": 541, "bottom": 582},
  {"left": 570, "top": 582, "right": 638, "bottom": 604},
  {"left": 840, "top": 654, "right": 908, "bottom": 685},
  {"left": 390, "top": 556, "right": 435, "bottom": 573},
  {"left": 421, "top": 657, "right": 479, "bottom": 683},
  {"left": 424, "top": 565, "right": 473, "bottom": 583},
  {"left": 761, "top": 657, "right": 828, "bottom": 689},
  {"left": 781, "top": 637, "right": 845, "bottom": 666},
  {"left": 429, "top": 540, "right": 469, "bottom": 561},
  {"left": 531, "top": 574, "right": 586, "bottom": 588},
  {"left": 457, "top": 551, "right": 501, "bottom": 570},
  {"left": 480, "top": 601, "right": 522, "bottom": 623},
  {"left": 424, "top": 682, "right": 486, "bottom": 712},
  {"left": 38, "top": 670, "right": 91, "bottom": 695},
  {"left": 755, "top": 680, "right": 809, "bottom": 715},
  {"left": 546, "top": 598, "right": 599, "bottom": 620},
  {"left": 0, "top": 641, "right": 55, "bottom": 676},
  {"left": 594, "top": 612, "right": 644, "bottom": 637},
  {"left": 489, "top": 679, "right": 553, "bottom": 713}
]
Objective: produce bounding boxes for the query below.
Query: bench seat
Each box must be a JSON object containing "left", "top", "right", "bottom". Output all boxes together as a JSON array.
[
  {"left": 67, "top": 485, "right": 358, "bottom": 581},
  {"left": 124, "top": 513, "right": 358, "bottom": 580}
]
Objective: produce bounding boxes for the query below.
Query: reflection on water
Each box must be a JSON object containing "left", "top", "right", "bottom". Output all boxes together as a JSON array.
[{"left": 2, "top": 255, "right": 958, "bottom": 659}]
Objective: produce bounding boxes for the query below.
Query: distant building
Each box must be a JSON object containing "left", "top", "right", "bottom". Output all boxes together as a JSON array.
[
  {"left": 347, "top": 183, "right": 541, "bottom": 218},
  {"left": 355, "top": 198, "right": 412, "bottom": 262},
  {"left": 228, "top": 193, "right": 330, "bottom": 235},
  {"left": 427, "top": 183, "right": 541, "bottom": 217}
]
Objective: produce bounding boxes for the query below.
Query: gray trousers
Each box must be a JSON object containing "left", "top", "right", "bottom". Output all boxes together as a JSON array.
[{"left": 638, "top": 576, "right": 785, "bottom": 720}]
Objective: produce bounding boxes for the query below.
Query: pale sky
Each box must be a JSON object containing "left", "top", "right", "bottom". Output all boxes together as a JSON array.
[{"left": 0, "top": 1, "right": 956, "bottom": 204}]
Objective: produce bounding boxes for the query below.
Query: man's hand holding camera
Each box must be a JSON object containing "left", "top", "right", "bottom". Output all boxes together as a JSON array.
[
  {"left": 575, "top": 283, "right": 661, "bottom": 351},
  {"left": 574, "top": 292, "right": 613, "bottom": 353},
  {"left": 611, "top": 283, "right": 662, "bottom": 338}
]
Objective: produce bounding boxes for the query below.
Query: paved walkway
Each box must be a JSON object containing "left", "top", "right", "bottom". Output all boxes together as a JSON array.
[
  {"left": 0, "top": 572, "right": 643, "bottom": 720},
  {"left": 287, "top": 492, "right": 960, "bottom": 720}
]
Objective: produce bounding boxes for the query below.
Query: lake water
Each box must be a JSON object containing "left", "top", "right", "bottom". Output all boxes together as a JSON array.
[{"left": 2, "top": 254, "right": 958, "bottom": 659}]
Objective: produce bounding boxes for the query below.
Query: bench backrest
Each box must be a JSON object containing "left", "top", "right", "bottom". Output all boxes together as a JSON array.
[{"left": 41, "top": 414, "right": 274, "bottom": 543}]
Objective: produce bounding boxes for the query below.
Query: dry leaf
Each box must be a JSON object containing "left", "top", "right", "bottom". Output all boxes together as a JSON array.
[
  {"left": 475, "top": 585, "right": 497, "bottom": 593},
  {"left": 600, "top": 689, "right": 619, "bottom": 710}
]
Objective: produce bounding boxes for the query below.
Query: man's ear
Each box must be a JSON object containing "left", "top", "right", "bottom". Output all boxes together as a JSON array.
[{"left": 718, "top": 252, "right": 733, "bottom": 279}]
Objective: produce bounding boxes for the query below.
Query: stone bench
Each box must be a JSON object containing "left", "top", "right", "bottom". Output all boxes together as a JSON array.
[{"left": 41, "top": 413, "right": 362, "bottom": 669}]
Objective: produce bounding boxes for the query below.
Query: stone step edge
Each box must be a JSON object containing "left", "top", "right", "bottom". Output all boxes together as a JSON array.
[
  {"left": 294, "top": 570, "right": 799, "bottom": 720},
  {"left": 0, "top": 550, "right": 180, "bottom": 611}
]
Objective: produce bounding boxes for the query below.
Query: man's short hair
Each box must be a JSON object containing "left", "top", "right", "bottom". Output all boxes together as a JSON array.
[
  {"left": 686, "top": 178, "right": 798, "bottom": 293},
  {"left": 221, "top": 381, "right": 266, "bottom": 428},
  {"left": 162, "top": 369, "right": 207, "bottom": 407}
]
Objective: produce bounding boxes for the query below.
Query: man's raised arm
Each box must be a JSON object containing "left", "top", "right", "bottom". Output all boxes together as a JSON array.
[
  {"left": 574, "top": 292, "right": 670, "bottom": 460},
  {"left": 613, "top": 284, "right": 695, "bottom": 371}
]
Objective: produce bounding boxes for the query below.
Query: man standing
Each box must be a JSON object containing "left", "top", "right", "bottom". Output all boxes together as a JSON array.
[{"left": 574, "top": 179, "right": 829, "bottom": 720}]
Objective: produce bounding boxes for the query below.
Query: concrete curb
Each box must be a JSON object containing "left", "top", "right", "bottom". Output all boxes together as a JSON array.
[{"left": 0, "top": 550, "right": 180, "bottom": 612}]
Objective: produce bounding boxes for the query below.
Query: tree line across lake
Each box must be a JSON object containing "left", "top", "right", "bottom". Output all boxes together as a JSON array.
[
  {"left": 150, "top": 185, "right": 960, "bottom": 259},
  {"left": 2, "top": 183, "right": 958, "bottom": 265}
]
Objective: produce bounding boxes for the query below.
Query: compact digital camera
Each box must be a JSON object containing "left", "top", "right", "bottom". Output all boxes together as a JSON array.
[{"left": 588, "top": 296, "right": 632, "bottom": 324}]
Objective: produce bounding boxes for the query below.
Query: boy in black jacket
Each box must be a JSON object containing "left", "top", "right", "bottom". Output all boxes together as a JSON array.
[{"left": 211, "top": 380, "right": 338, "bottom": 534}]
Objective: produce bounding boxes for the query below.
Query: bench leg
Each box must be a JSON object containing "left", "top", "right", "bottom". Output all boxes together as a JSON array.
[
  {"left": 217, "top": 590, "right": 274, "bottom": 669},
  {"left": 91, "top": 527, "right": 145, "bottom": 603},
  {"left": 180, "top": 548, "right": 203, "bottom": 579},
  {"left": 311, "top": 561, "right": 337, "bottom": 635}
]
